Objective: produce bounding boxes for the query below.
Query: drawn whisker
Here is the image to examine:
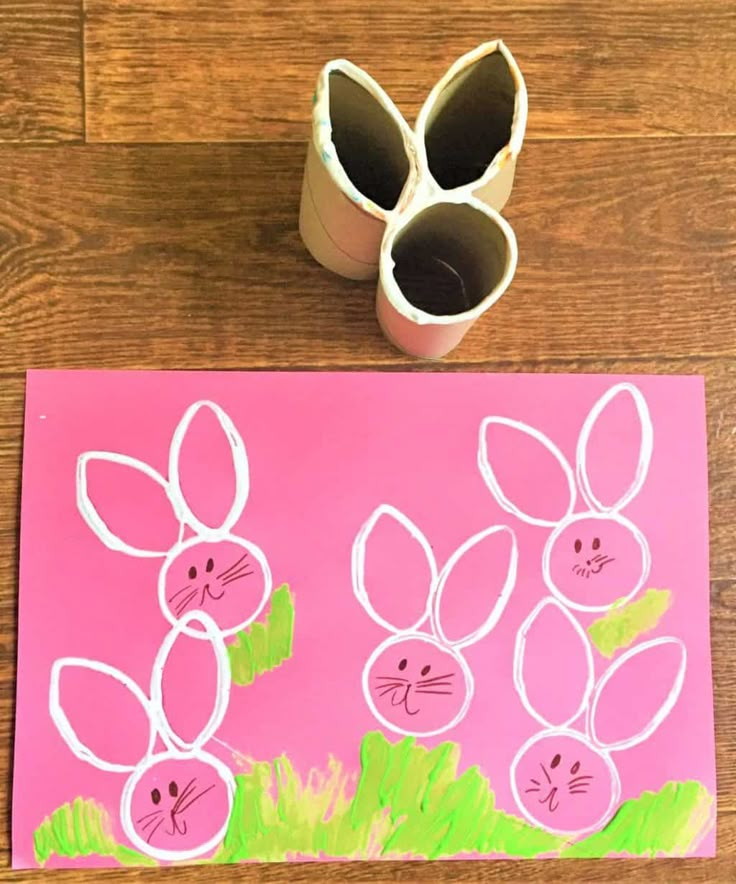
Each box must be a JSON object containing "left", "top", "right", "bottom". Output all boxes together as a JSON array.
[
  {"left": 524, "top": 787, "right": 541, "bottom": 793},
  {"left": 414, "top": 689, "right": 453, "bottom": 695},
  {"left": 137, "top": 808, "right": 163, "bottom": 824},
  {"left": 414, "top": 680, "right": 454, "bottom": 688},
  {"left": 221, "top": 571, "right": 254, "bottom": 588},
  {"left": 568, "top": 775, "right": 593, "bottom": 786},
  {"left": 220, "top": 564, "right": 252, "bottom": 581},
  {"left": 591, "top": 553, "right": 605, "bottom": 563},
  {"left": 171, "top": 777, "right": 197, "bottom": 815},
  {"left": 540, "top": 763, "right": 551, "bottom": 784},
  {"left": 175, "top": 589, "right": 199, "bottom": 615},
  {"left": 530, "top": 778, "right": 540, "bottom": 786},
  {"left": 374, "top": 676, "right": 409, "bottom": 682},
  {"left": 376, "top": 684, "right": 406, "bottom": 695},
  {"left": 569, "top": 789, "right": 589, "bottom": 795},
  {"left": 146, "top": 819, "right": 163, "bottom": 843},
  {"left": 572, "top": 564, "right": 581, "bottom": 574},
  {"left": 175, "top": 784, "right": 215, "bottom": 816},
  {"left": 139, "top": 812, "right": 163, "bottom": 829},
  {"left": 217, "top": 553, "right": 248, "bottom": 580},
  {"left": 168, "top": 584, "right": 192, "bottom": 602},
  {"left": 416, "top": 673, "right": 455, "bottom": 685}
]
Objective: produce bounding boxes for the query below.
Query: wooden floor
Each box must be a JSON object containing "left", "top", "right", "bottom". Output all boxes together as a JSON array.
[{"left": 0, "top": 1, "right": 734, "bottom": 881}]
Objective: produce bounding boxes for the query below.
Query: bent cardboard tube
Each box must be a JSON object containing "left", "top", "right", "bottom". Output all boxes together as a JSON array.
[
  {"left": 299, "top": 60, "right": 418, "bottom": 280},
  {"left": 376, "top": 197, "right": 518, "bottom": 359}
]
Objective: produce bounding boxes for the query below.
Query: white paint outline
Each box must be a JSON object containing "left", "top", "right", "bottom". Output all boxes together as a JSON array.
[
  {"left": 432, "top": 524, "right": 518, "bottom": 649},
  {"left": 511, "top": 597, "right": 687, "bottom": 834},
  {"left": 76, "top": 399, "right": 272, "bottom": 636},
  {"left": 352, "top": 504, "right": 438, "bottom": 635},
  {"left": 157, "top": 534, "right": 273, "bottom": 639},
  {"left": 168, "top": 400, "right": 250, "bottom": 539},
  {"left": 513, "top": 597, "right": 595, "bottom": 730},
  {"left": 478, "top": 383, "right": 654, "bottom": 613},
  {"left": 361, "top": 633, "right": 474, "bottom": 738},
  {"left": 576, "top": 383, "right": 654, "bottom": 514},
  {"left": 478, "top": 416, "right": 577, "bottom": 527},
  {"left": 509, "top": 729, "right": 620, "bottom": 836},
  {"left": 542, "top": 512, "right": 651, "bottom": 613},
  {"left": 49, "top": 611, "right": 236, "bottom": 862},
  {"left": 353, "top": 504, "right": 517, "bottom": 736}
]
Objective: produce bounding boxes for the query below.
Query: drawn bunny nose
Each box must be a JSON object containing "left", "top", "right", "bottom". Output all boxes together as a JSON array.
[
  {"left": 203, "top": 583, "right": 210, "bottom": 592},
  {"left": 586, "top": 560, "right": 591, "bottom": 566}
]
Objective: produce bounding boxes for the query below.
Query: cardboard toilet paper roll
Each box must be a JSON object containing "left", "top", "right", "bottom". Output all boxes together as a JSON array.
[
  {"left": 376, "top": 197, "right": 518, "bottom": 359},
  {"left": 299, "top": 41, "right": 527, "bottom": 356}
]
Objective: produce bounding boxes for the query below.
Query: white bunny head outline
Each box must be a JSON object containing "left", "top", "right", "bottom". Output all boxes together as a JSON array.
[
  {"left": 478, "top": 382, "right": 654, "bottom": 612},
  {"left": 510, "top": 597, "right": 687, "bottom": 835},
  {"left": 49, "top": 611, "right": 236, "bottom": 863},
  {"left": 352, "top": 504, "right": 518, "bottom": 737},
  {"left": 77, "top": 400, "right": 273, "bottom": 638}
]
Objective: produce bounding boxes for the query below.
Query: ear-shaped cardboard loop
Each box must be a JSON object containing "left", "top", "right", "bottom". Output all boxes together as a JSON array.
[
  {"left": 377, "top": 196, "right": 517, "bottom": 358},
  {"left": 416, "top": 40, "right": 528, "bottom": 211},
  {"left": 352, "top": 503, "right": 438, "bottom": 634},
  {"left": 576, "top": 383, "right": 654, "bottom": 514},
  {"left": 589, "top": 637, "right": 687, "bottom": 752},
  {"left": 50, "top": 658, "right": 156, "bottom": 772},
  {"left": 432, "top": 525, "right": 517, "bottom": 648},
  {"left": 478, "top": 416, "right": 576, "bottom": 527},
  {"left": 300, "top": 59, "right": 418, "bottom": 280},
  {"left": 514, "top": 598, "right": 595, "bottom": 730},
  {"left": 169, "top": 400, "right": 249, "bottom": 540},
  {"left": 77, "top": 452, "right": 182, "bottom": 557},
  {"left": 150, "top": 611, "right": 230, "bottom": 752}
]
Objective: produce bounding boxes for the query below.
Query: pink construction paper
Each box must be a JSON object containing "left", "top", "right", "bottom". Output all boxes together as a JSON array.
[{"left": 12, "top": 370, "right": 715, "bottom": 868}]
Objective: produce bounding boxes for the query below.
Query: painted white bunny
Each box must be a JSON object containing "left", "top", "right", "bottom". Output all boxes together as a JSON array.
[
  {"left": 479, "top": 382, "right": 653, "bottom": 612},
  {"left": 77, "top": 400, "right": 272, "bottom": 638},
  {"left": 352, "top": 504, "right": 517, "bottom": 737},
  {"left": 511, "top": 597, "right": 686, "bottom": 835},
  {"left": 49, "top": 611, "right": 236, "bottom": 863}
]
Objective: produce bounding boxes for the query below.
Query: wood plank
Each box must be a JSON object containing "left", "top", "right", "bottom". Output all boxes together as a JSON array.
[
  {"left": 0, "top": 1, "right": 83, "bottom": 141},
  {"left": 83, "top": 0, "right": 736, "bottom": 142}
]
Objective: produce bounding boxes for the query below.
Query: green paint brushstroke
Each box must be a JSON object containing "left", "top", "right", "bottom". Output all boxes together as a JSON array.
[
  {"left": 562, "top": 780, "right": 714, "bottom": 858},
  {"left": 33, "top": 797, "right": 155, "bottom": 868},
  {"left": 34, "top": 735, "right": 714, "bottom": 866},
  {"left": 227, "top": 584, "right": 295, "bottom": 686},
  {"left": 588, "top": 588, "right": 672, "bottom": 657}
]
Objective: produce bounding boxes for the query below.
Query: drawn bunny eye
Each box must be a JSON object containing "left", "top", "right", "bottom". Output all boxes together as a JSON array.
[
  {"left": 188, "top": 565, "right": 197, "bottom": 580},
  {"left": 570, "top": 761, "right": 580, "bottom": 775},
  {"left": 592, "top": 537, "right": 601, "bottom": 550},
  {"left": 551, "top": 753, "right": 561, "bottom": 769},
  {"left": 421, "top": 664, "right": 431, "bottom": 676},
  {"left": 398, "top": 658, "right": 407, "bottom": 671},
  {"left": 151, "top": 789, "right": 161, "bottom": 805},
  {"left": 574, "top": 539, "right": 582, "bottom": 554},
  {"left": 205, "top": 558, "right": 214, "bottom": 573},
  {"left": 169, "top": 780, "right": 178, "bottom": 798}
]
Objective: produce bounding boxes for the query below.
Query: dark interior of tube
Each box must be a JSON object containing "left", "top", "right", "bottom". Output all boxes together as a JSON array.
[
  {"left": 328, "top": 71, "right": 410, "bottom": 210},
  {"left": 423, "top": 51, "right": 515, "bottom": 190},
  {"left": 392, "top": 203, "right": 509, "bottom": 316}
]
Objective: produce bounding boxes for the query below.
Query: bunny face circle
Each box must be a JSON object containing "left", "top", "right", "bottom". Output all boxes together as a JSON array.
[
  {"left": 510, "top": 730, "right": 619, "bottom": 835},
  {"left": 543, "top": 513, "right": 650, "bottom": 612},
  {"left": 158, "top": 535, "right": 271, "bottom": 637},
  {"left": 363, "top": 634, "right": 471, "bottom": 737},
  {"left": 122, "top": 750, "right": 235, "bottom": 862}
]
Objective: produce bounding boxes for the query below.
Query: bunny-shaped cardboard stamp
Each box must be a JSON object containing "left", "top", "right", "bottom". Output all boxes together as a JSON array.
[
  {"left": 77, "top": 400, "right": 273, "bottom": 638},
  {"left": 49, "top": 611, "right": 236, "bottom": 862},
  {"left": 352, "top": 504, "right": 517, "bottom": 737},
  {"left": 511, "top": 597, "right": 686, "bottom": 836},
  {"left": 479, "top": 383, "right": 653, "bottom": 613}
]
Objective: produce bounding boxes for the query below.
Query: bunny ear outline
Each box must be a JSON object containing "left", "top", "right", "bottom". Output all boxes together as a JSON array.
[
  {"left": 588, "top": 637, "right": 687, "bottom": 752},
  {"left": 576, "top": 383, "right": 654, "bottom": 514},
  {"left": 352, "top": 504, "right": 438, "bottom": 635},
  {"left": 50, "top": 658, "right": 161, "bottom": 772},
  {"left": 514, "top": 597, "right": 595, "bottom": 730},
  {"left": 77, "top": 452, "right": 185, "bottom": 558},
  {"left": 432, "top": 525, "right": 518, "bottom": 649},
  {"left": 150, "top": 611, "right": 231, "bottom": 752},
  {"left": 478, "top": 416, "right": 577, "bottom": 527},
  {"left": 168, "top": 400, "right": 250, "bottom": 540}
]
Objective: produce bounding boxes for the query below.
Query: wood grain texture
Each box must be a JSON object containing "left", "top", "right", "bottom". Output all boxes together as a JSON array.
[
  {"left": 0, "top": 1, "right": 83, "bottom": 141},
  {"left": 82, "top": 0, "right": 736, "bottom": 143}
]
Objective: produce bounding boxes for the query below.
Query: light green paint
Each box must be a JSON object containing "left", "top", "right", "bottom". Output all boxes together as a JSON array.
[
  {"left": 33, "top": 797, "right": 155, "bottom": 868},
  {"left": 588, "top": 588, "right": 672, "bottom": 657},
  {"left": 227, "top": 584, "right": 295, "bottom": 685},
  {"left": 34, "top": 735, "right": 714, "bottom": 865},
  {"left": 562, "top": 780, "right": 713, "bottom": 858}
]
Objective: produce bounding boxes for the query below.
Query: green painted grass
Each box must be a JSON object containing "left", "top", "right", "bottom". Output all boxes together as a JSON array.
[
  {"left": 33, "top": 797, "right": 155, "bottom": 868},
  {"left": 227, "top": 584, "right": 295, "bottom": 686},
  {"left": 588, "top": 589, "right": 672, "bottom": 658}
]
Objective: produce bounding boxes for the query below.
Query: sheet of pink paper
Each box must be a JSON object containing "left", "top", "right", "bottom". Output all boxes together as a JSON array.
[{"left": 12, "top": 370, "right": 715, "bottom": 868}]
